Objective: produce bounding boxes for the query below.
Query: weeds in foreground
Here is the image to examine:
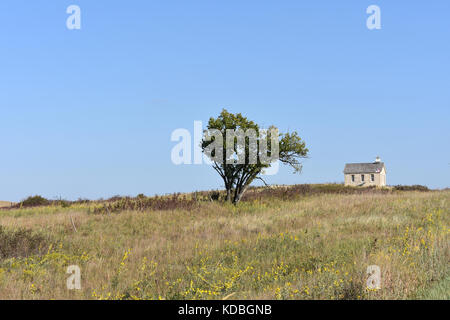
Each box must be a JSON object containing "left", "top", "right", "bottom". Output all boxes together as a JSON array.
[
  {"left": 0, "top": 187, "right": 447, "bottom": 299},
  {"left": 0, "top": 226, "right": 49, "bottom": 260}
]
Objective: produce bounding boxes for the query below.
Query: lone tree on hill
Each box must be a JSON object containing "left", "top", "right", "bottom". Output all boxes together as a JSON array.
[{"left": 201, "top": 109, "right": 308, "bottom": 204}]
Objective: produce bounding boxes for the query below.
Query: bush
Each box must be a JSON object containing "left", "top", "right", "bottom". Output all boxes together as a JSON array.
[
  {"left": 241, "top": 184, "right": 390, "bottom": 202},
  {"left": 74, "top": 198, "right": 91, "bottom": 205},
  {"left": 20, "top": 195, "right": 50, "bottom": 208},
  {"left": 0, "top": 226, "right": 49, "bottom": 260},
  {"left": 92, "top": 195, "right": 199, "bottom": 214},
  {"left": 58, "top": 200, "right": 72, "bottom": 208},
  {"left": 393, "top": 185, "right": 429, "bottom": 192},
  {"left": 209, "top": 191, "right": 221, "bottom": 201}
]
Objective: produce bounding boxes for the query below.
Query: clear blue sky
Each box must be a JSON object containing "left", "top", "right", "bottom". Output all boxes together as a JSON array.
[{"left": 1, "top": 1, "right": 449, "bottom": 201}]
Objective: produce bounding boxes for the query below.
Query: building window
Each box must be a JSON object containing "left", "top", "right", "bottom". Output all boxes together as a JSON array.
[
  {"left": 351, "top": 175, "right": 355, "bottom": 182},
  {"left": 361, "top": 174, "right": 365, "bottom": 182},
  {"left": 371, "top": 174, "right": 375, "bottom": 182}
]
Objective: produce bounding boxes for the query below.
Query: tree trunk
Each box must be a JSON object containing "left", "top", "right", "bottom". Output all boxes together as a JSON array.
[
  {"left": 225, "top": 188, "right": 232, "bottom": 202},
  {"left": 232, "top": 185, "right": 248, "bottom": 205},
  {"left": 223, "top": 179, "right": 233, "bottom": 203}
]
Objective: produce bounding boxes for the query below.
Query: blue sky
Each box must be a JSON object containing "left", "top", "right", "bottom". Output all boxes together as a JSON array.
[{"left": 0, "top": 1, "right": 449, "bottom": 201}]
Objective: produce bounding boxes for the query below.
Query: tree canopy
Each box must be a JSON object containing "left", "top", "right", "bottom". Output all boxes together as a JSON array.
[{"left": 201, "top": 109, "right": 309, "bottom": 204}]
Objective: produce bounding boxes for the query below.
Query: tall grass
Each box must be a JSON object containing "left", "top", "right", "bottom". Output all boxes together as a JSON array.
[{"left": 0, "top": 186, "right": 448, "bottom": 300}]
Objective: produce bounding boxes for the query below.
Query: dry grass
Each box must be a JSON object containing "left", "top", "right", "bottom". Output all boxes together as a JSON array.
[{"left": 0, "top": 186, "right": 448, "bottom": 300}]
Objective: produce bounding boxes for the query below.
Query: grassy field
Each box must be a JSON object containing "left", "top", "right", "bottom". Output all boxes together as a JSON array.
[{"left": 0, "top": 185, "right": 448, "bottom": 300}]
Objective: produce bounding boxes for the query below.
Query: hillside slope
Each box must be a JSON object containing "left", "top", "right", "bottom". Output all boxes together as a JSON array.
[{"left": 0, "top": 186, "right": 448, "bottom": 300}]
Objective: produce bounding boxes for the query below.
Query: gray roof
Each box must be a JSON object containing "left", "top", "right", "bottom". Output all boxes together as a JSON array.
[{"left": 344, "top": 162, "right": 385, "bottom": 174}]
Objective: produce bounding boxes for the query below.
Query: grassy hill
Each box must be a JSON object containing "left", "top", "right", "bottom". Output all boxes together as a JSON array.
[{"left": 0, "top": 184, "right": 448, "bottom": 300}]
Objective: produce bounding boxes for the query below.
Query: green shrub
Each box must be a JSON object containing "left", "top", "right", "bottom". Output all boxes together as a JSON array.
[
  {"left": 209, "top": 191, "right": 221, "bottom": 201},
  {"left": 20, "top": 195, "right": 50, "bottom": 207}
]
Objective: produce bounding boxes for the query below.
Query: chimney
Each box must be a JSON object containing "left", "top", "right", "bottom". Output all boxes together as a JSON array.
[{"left": 375, "top": 156, "right": 381, "bottom": 163}]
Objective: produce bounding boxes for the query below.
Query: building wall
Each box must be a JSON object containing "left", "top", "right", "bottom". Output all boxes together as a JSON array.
[
  {"left": 344, "top": 168, "right": 386, "bottom": 187},
  {"left": 380, "top": 168, "right": 386, "bottom": 186}
]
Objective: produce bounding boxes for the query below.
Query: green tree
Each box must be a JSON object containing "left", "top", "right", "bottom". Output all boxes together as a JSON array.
[{"left": 201, "top": 109, "right": 309, "bottom": 204}]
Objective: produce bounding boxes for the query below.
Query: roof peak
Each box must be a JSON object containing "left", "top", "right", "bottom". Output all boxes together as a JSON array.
[{"left": 345, "top": 161, "right": 385, "bottom": 165}]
